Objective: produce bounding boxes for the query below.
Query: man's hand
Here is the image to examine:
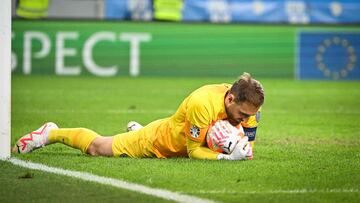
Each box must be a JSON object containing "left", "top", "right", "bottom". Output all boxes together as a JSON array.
[{"left": 217, "top": 136, "right": 249, "bottom": 160}]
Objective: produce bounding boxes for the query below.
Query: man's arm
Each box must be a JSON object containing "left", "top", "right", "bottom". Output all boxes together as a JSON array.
[
  {"left": 184, "top": 118, "right": 218, "bottom": 159},
  {"left": 186, "top": 138, "right": 219, "bottom": 160},
  {"left": 187, "top": 136, "right": 249, "bottom": 160},
  {"left": 185, "top": 120, "right": 249, "bottom": 160}
]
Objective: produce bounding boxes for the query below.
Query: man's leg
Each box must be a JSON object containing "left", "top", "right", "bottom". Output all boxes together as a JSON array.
[
  {"left": 48, "top": 127, "right": 108, "bottom": 156},
  {"left": 86, "top": 136, "right": 113, "bottom": 156},
  {"left": 112, "top": 119, "right": 168, "bottom": 158},
  {"left": 14, "top": 121, "right": 158, "bottom": 158},
  {"left": 13, "top": 122, "right": 112, "bottom": 156}
]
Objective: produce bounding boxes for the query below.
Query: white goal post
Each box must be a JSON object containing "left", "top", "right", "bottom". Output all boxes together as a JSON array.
[{"left": 0, "top": 0, "right": 12, "bottom": 159}]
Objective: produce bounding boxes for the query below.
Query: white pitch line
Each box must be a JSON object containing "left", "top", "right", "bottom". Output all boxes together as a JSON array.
[
  {"left": 191, "top": 188, "right": 359, "bottom": 194},
  {"left": 6, "top": 158, "right": 217, "bottom": 203},
  {"left": 258, "top": 189, "right": 360, "bottom": 194}
]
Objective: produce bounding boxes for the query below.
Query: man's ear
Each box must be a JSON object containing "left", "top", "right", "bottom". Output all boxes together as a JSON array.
[{"left": 226, "top": 93, "right": 235, "bottom": 104}]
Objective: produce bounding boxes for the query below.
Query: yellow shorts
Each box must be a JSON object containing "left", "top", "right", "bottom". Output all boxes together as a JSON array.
[{"left": 111, "top": 119, "right": 167, "bottom": 158}]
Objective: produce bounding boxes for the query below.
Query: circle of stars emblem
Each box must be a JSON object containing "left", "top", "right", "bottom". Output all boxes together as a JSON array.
[{"left": 316, "top": 36, "right": 357, "bottom": 80}]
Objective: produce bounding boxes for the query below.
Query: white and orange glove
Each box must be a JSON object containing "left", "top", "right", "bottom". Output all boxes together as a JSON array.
[{"left": 217, "top": 136, "right": 249, "bottom": 160}]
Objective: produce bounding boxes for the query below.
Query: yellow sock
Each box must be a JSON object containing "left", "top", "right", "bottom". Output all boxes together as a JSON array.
[{"left": 48, "top": 128, "right": 100, "bottom": 153}]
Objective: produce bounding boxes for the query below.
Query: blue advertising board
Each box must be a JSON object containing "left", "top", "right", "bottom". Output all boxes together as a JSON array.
[
  {"left": 105, "top": 0, "right": 360, "bottom": 24},
  {"left": 297, "top": 32, "right": 360, "bottom": 80}
]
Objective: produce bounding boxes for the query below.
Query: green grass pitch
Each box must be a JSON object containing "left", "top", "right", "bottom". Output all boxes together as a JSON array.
[{"left": 1, "top": 75, "right": 360, "bottom": 203}]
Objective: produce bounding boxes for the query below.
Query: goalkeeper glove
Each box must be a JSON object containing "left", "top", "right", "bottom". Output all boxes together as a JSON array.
[{"left": 217, "top": 136, "right": 249, "bottom": 160}]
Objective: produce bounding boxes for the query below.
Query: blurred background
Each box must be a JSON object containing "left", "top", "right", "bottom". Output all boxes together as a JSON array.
[{"left": 11, "top": 0, "right": 360, "bottom": 79}]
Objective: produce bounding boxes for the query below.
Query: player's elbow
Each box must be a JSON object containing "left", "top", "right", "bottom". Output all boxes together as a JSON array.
[
  {"left": 187, "top": 148, "right": 204, "bottom": 159},
  {"left": 186, "top": 148, "right": 196, "bottom": 159},
  {"left": 187, "top": 148, "right": 217, "bottom": 160}
]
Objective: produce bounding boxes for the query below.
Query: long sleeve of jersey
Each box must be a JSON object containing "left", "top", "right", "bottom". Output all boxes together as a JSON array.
[
  {"left": 186, "top": 138, "right": 219, "bottom": 160},
  {"left": 184, "top": 96, "right": 221, "bottom": 160}
]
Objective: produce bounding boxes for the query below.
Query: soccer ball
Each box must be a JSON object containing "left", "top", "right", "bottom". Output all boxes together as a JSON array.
[{"left": 206, "top": 120, "right": 244, "bottom": 154}]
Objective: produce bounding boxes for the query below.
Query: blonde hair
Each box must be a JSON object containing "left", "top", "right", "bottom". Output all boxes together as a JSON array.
[{"left": 229, "top": 72, "right": 264, "bottom": 107}]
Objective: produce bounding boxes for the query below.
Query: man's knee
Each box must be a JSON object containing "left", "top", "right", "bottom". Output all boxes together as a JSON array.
[
  {"left": 87, "top": 142, "right": 99, "bottom": 156},
  {"left": 87, "top": 137, "right": 114, "bottom": 156}
]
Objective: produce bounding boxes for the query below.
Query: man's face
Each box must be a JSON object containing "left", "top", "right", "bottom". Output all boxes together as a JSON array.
[{"left": 224, "top": 93, "right": 259, "bottom": 126}]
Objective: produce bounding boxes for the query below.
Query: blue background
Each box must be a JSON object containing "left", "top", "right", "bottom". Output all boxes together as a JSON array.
[{"left": 298, "top": 32, "right": 360, "bottom": 80}]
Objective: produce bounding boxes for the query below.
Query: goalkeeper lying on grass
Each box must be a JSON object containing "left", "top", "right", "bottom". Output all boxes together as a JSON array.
[{"left": 13, "top": 72, "right": 264, "bottom": 161}]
